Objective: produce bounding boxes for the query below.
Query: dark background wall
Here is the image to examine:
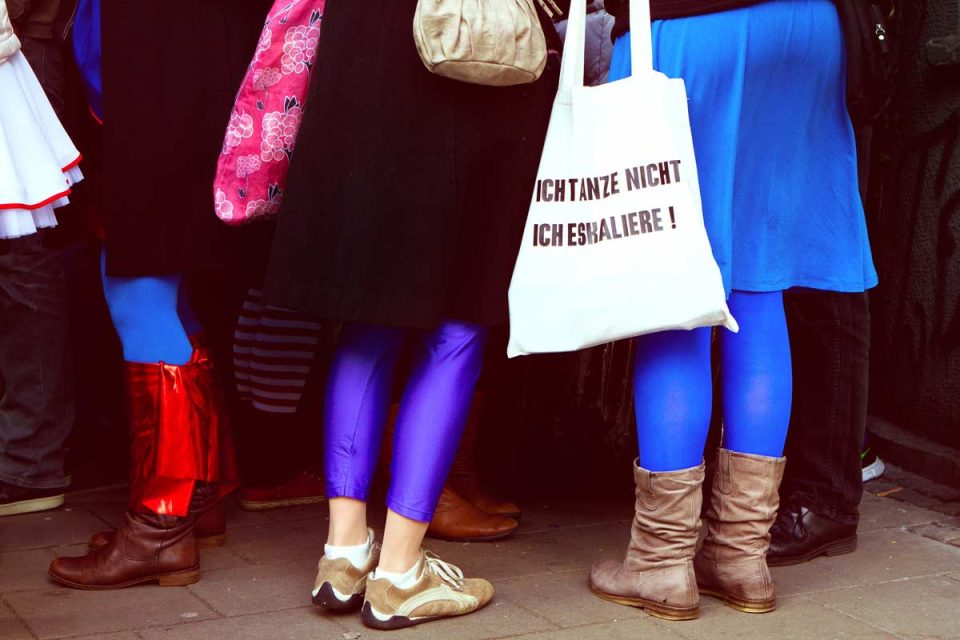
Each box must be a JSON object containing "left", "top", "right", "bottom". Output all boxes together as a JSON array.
[{"left": 867, "top": 0, "right": 960, "bottom": 483}]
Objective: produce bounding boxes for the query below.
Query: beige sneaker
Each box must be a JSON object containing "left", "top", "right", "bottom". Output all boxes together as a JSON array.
[
  {"left": 361, "top": 550, "right": 494, "bottom": 630},
  {"left": 312, "top": 529, "right": 380, "bottom": 612}
]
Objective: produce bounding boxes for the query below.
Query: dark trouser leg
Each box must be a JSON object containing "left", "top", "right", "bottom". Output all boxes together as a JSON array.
[
  {"left": 231, "top": 284, "right": 323, "bottom": 488},
  {"left": 20, "top": 36, "right": 67, "bottom": 120},
  {"left": 0, "top": 36, "right": 74, "bottom": 490},
  {"left": 0, "top": 234, "right": 74, "bottom": 489},
  {"left": 235, "top": 402, "right": 298, "bottom": 487},
  {"left": 781, "top": 289, "right": 869, "bottom": 525}
]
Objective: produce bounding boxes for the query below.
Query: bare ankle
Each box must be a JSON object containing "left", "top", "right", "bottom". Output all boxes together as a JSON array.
[{"left": 327, "top": 498, "right": 369, "bottom": 546}]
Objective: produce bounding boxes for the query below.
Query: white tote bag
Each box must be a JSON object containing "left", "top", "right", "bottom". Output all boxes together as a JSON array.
[{"left": 507, "top": 0, "right": 737, "bottom": 357}]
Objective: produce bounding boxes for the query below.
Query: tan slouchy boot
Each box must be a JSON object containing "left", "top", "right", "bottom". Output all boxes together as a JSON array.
[
  {"left": 589, "top": 460, "right": 705, "bottom": 621},
  {"left": 694, "top": 448, "right": 786, "bottom": 613}
]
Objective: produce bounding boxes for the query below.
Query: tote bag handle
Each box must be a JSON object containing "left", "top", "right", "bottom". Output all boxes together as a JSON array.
[{"left": 558, "top": 0, "right": 654, "bottom": 98}]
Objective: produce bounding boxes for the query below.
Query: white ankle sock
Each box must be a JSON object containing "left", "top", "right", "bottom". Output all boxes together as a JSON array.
[
  {"left": 374, "top": 559, "right": 421, "bottom": 589},
  {"left": 324, "top": 529, "right": 373, "bottom": 569}
]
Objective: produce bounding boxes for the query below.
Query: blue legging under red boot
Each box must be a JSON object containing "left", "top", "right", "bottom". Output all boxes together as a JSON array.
[{"left": 100, "top": 257, "right": 234, "bottom": 516}]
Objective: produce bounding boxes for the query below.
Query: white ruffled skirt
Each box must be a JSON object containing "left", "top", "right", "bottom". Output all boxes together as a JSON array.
[{"left": 0, "top": 50, "right": 83, "bottom": 240}]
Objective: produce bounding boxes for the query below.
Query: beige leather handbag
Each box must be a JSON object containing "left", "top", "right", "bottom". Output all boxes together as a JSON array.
[{"left": 414, "top": 0, "right": 562, "bottom": 87}]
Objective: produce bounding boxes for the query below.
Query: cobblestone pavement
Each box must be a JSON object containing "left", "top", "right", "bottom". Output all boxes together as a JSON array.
[{"left": 2, "top": 484, "right": 959, "bottom": 640}]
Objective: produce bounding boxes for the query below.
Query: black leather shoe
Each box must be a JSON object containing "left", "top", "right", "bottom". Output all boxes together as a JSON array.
[{"left": 768, "top": 505, "right": 857, "bottom": 567}]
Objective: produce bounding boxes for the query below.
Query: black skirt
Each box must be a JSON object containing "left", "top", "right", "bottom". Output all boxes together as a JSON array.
[
  {"left": 101, "top": 0, "right": 272, "bottom": 277},
  {"left": 263, "top": 0, "right": 559, "bottom": 329}
]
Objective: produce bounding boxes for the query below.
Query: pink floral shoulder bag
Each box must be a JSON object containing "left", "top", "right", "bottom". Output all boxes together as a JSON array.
[{"left": 214, "top": 0, "right": 324, "bottom": 225}]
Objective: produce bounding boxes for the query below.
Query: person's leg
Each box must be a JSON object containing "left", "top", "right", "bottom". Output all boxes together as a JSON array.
[
  {"left": 358, "top": 321, "right": 495, "bottom": 629},
  {"left": 382, "top": 320, "right": 488, "bottom": 570},
  {"left": 694, "top": 290, "right": 789, "bottom": 614},
  {"left": 100, "top": 255, "right": 193, "bottom": 365},
  {"left": 0, "top": 37, "right": 74, "bottom": 514},
  {"left": 20, "top": 36, "right": 67, "bottom": 120},
  {"left": 719, "top": 290, "right": 792, "bottom": 457},
  {"left": 590, "top": 328, "right": 710, "bottom": 620},
  {"left": 780, "top": 289, "right": 868, "bottom": 522},
  {"left": 232, "top": 287, "right": 325, "bottom": 505},
  {"left": 634, "top": 328, "right": 714, "bottom": 471},
  {"left": 234, "top": 402, "right": 291, "bottom": 490},
  {"left": 50, "top": 261, "right": 237, "bottom": 589},
  {"left": 323, "top": 323, "right": 406, "bottom": 545},
  {"left": 312, "top": 323, "right": 404, "bottom": 610},
  {"left": 0, "top": 234, "right": 74, "bottom": 514},
  {"left": 769, "top": 289, "right": 868, "bottom": 566}
]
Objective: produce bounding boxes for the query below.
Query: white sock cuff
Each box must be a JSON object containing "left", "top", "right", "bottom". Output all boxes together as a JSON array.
[
  {"left": 324, "top": 528, "right": 374, "bottom": 569},
  {"left": 373, "top": 558, "right": 421, "bottom": 589}
]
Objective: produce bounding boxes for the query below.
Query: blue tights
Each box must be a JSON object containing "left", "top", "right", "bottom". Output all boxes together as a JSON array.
[
  {"left": 324, "top": 321, "right": 487, "bottom": 522},
  {"left": 100, "top": 253, "right": 200, "bottom": 365},
  {"left": 633, "top": 290, "right": 792, "bottom": 472}
]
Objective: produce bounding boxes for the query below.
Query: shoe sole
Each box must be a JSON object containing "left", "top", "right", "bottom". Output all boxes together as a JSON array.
[
  {"left": 360, "top": 599, "right": 489, "bottom": 630},
  {"left": 492, "top": 511, "right": 522, "bottom": 520},
  {"left": 239, "top": 496, "right": 327, "bottom": 512},
  {"left": 862, "top": 458, "right": 886, "bottom": 483},
  {"left": 588, "top": 583, "right": 699, "bottom": 621},
  {"left": 48, "top": 567, "right": 200, "bottom": 590},
  {"left": 698, "top": 587, "right": 775, "bottom": 614},
  {"left": 0, "top": 494, "right": 65, "bottom": 517},
  {"left": 476, "top": 507, "right": 522, "bottom": 520},
  {"left": 425, "top": 527, "right": 518, "bottom": 543},
  {"left": 312, "top": 582, "right": 364, "bottom": 613},
  {"left": 767, "top": 535, "right": 858, "bottom": 567}
]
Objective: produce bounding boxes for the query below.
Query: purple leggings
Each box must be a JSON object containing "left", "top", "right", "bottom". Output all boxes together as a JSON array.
[{"left": 324, "top": 321, "right": 487, "bottom": 522}]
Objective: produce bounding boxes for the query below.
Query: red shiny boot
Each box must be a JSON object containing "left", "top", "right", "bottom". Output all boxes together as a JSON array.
[{"left": 50, "top": 340, "right": 238, "bottom": 589}]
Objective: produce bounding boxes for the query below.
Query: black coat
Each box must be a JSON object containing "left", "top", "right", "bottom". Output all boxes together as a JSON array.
[
  {"left": 263, "top": 0, "right": 561, "bottom": 329},
  {"left": 101, "top": 0, "right": 271, "bottom": 277}
]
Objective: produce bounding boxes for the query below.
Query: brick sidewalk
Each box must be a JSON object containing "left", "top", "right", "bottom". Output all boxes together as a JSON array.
[{"left": 2, "top": 487, "right": 959, "bottom": 640}]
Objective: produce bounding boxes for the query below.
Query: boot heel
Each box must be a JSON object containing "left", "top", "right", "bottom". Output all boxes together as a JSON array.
[
  {"left": 197, "top": 534, "right": 226, "bottom": 548},
  {"left": 824, "top": 536, "right": 857, "bottom": 557},
  {"left": 159, "top": 568, "right": 200, "bottom": 587}
]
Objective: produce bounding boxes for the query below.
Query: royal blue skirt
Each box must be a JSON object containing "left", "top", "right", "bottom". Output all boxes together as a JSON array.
[{"left": 609, "top": 0, "right": 877, "bottom": 294}]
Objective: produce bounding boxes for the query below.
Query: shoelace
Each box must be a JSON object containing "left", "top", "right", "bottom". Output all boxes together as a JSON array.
[
  {"left": 771, "top": 505, "right": 808, "bottom": 539},
  {"left": 424, "top": 551, "right": 466, "bottom": 592}
]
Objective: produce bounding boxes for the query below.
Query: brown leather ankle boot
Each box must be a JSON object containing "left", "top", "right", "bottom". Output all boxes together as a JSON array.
[
  {"left": 426, "top": 486, "right": 518, "bottom": 542},
  {"left": 49, "top": 511, "right": 199, "bottom": 589},
  {"left": 448, "top": 394, "right": 521, "bottom": 519},
  {"left": 194, "top": 500, "right": 227, "bottom": 546},
  {"left": 589, "top": 460, "right": 704, "bottom": 621},
  {"left": 89, "top": 501, "right": 227, "bottom": 551},
  {"left": 694, "top": 448, "right": 786, "bottom": 613}
]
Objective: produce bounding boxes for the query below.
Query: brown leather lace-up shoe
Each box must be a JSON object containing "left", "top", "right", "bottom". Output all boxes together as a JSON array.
[
  {"left": 694, "top": 448, "right": 786, "bottom": 613},
  {"left": 361, "top": 550, "right": 493, "bottom": 630},
  {"left": 589, "top": 460, "right": 704, "bottom": 621},
  {"left": 427, "top": 486, "right": 518, "bottom": 542},
  {"left": 49, "top": 511, "right": 199, "bottom": 589}
]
